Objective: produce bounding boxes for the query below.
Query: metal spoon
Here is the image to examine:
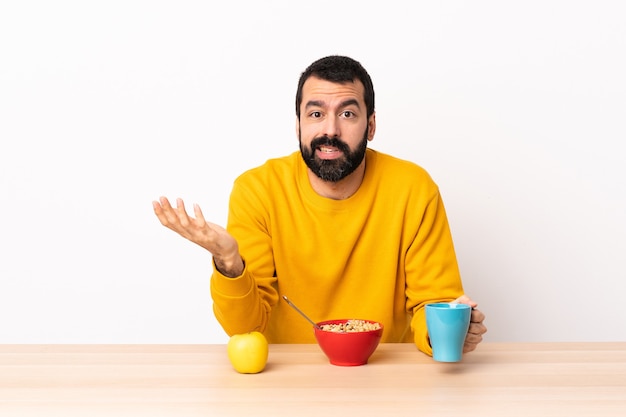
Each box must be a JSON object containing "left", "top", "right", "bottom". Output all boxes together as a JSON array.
[{"left": 282, "top": 295, "right": 321, "bottom": 330}]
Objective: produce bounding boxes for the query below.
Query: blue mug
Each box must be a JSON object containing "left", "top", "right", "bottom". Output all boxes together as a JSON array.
[{"left": 426, "top": 303, "right": 471, "bottom": 362}]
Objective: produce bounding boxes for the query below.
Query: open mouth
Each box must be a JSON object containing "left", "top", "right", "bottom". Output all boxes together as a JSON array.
[{"left": 316, "top": 145, "right": 342, "bottom": 159}]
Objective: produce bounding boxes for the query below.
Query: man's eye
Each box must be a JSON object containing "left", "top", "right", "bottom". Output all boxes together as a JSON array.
[
  {"left": 311, "top": 111, "right": 322, "bottom": 118},
  {"left": 341, "top": 111, "right": 354, "bottom": 118}
]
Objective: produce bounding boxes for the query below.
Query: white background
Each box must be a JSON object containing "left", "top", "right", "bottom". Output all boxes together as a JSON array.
[{"left": 1, "top": 0, "right": 625, "bottom": 344}]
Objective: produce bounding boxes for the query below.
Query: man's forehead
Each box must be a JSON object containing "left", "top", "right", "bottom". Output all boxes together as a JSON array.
[{"left": 302, "top": 77, "right": 365, "bottom": 105}]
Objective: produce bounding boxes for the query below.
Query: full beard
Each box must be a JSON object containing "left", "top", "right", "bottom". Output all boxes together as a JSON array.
[{"left": 299, "top": 127, "right": 368, "bottom": 183}]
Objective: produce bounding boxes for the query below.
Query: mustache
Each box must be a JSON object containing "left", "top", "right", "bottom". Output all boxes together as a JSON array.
[{"left": 309, "top": 136, "right": 351, "bottom": 153}]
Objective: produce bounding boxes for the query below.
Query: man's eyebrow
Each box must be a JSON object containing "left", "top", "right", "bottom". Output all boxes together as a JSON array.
[
  {"left": 305, "top": 99, "right": 361, "bottom": 109},
  {"left": 339, "top": 99, "right": 360, "bottom": 109},
  {"left": 305, "top": 100, "right": 325, "bottom": 109}
]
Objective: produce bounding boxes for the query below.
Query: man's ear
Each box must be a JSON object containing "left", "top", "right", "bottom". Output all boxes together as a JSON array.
[
  {"left": 295, "top": 117, "right": 300, "bottom": 141},
  {"left": 367, "top": 112, "right": 376, "bottom": 141}
]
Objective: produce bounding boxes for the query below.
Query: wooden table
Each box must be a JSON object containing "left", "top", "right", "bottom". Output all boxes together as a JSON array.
[{"left": 1, "top": 343, "right": 625, "bottom": 416}]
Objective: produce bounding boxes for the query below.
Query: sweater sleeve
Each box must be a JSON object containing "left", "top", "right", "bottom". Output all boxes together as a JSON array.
[
  {"left": 209, "top": 173, "right": 279, "bottom": 336},
  {"left": 405, "top": 188, "right": 464, "bottom": 355}
]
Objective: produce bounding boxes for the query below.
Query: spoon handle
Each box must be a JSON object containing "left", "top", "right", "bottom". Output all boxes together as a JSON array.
[{"left": 282, "top": 295, "right": 321, "bottom": 329}]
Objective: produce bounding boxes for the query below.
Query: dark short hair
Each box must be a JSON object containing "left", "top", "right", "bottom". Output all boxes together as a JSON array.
[{"left": 295, "top": 55, "right": 375, "bottom": 119}]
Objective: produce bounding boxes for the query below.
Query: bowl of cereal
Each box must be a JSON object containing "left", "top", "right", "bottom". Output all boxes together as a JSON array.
[{"left": 314, "top": 319, "right": 384, "bottom": 366}]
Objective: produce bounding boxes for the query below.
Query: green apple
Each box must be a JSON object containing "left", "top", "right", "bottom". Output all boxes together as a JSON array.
[{"left": 227, "top": 331, "right": 269, "bottom": 374}]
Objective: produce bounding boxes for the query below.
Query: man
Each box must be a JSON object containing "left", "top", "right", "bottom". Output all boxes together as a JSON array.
[{"left": 153, "top": 55, "right": 487, "bottom": 356}]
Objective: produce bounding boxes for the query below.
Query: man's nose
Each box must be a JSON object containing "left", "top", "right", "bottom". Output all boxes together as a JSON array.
[{"left": 322, "top": 116, "right": 340, "bottom": 138}]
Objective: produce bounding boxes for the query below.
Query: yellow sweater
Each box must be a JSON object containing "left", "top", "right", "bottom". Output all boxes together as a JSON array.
[{"left": 210, "top": 149, "right": 464, "bottom": 355}]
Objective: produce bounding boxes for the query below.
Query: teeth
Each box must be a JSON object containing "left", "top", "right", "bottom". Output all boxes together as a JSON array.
[{"left": 320, "top": 146, "right": 335, "bottom": 153}]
